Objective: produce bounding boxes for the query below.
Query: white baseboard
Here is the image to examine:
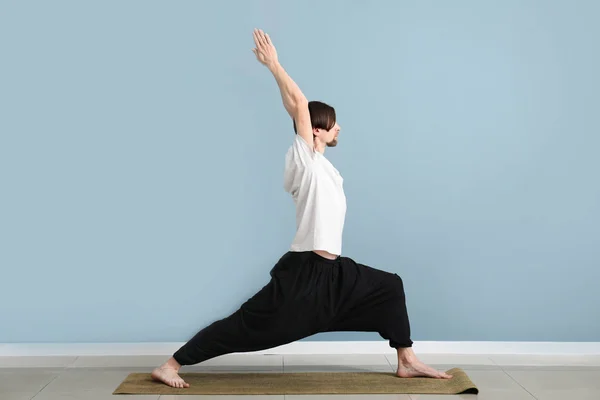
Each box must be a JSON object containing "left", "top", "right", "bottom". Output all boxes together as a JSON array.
[{"left": 1, "top": 341, "right": 600, "bottom": 357}]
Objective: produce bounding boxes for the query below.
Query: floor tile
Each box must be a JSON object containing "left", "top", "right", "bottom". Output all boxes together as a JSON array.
[
  {"left": 505, "top": 369, "right": 600, "bottom": 392},
  {"left": 409, "top": 389, "right": 535, "bottom": 400},
  {"left": 456, "top": 370, "right": 525, "bottom": 391},
  {"left": 490, "top": 354, "right": 600, "bottom": 367},
  {"left": 1, "top": 393, "right": 41, "bottom": 400},
  {"left": 32, "top": 389, "right": 159, "bottom": 400},
  {"left": 37, "top": 369, "right": 140, "bottom": 393},
  {"left": 0, "top": 356, "right": 76, "bottom": 368},
  {"left": 69, "top": 355, "right": 167, "bottom": 368},
  {"left": 31, "top": 368, "right": 160, "bottom": 399},
  {"left": 0, "top": 368, "right": 60, "bottom": 392},
  {"left": 533, "top": 389, "right": 600, "bottom": 400},
  {"left": 500, "top": 364, "right": 600, "bottom": 371}
]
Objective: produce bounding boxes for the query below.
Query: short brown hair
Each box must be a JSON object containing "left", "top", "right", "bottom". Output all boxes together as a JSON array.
[{"left": 293, "top": 101, "right": 336, "bottom": 134}]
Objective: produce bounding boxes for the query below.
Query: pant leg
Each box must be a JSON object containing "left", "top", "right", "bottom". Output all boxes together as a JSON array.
[
  {"left": 323, "top": 260, "right": 413, "bottom": 348},
  {"left": 172, "top": 252, "right": 320, "bottom": 366}
]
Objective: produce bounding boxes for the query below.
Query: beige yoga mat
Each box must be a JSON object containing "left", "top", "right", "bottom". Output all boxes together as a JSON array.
[{"left": 113, "top": 368, "right": 478, "bottom": 395}]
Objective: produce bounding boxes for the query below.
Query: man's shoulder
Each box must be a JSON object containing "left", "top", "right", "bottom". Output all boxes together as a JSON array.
[{"left": 285, "top": 136, "right": 317, "bottom": 166}]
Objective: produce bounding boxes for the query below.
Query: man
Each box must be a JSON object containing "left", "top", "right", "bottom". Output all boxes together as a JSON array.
[{"left": 151, "top": 29, "right": 452, "bottom": 388}]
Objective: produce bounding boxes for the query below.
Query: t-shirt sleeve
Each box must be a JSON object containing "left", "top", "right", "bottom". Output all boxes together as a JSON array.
[{"left": 290, "top": 134, "right": 316, "bottom": 167}]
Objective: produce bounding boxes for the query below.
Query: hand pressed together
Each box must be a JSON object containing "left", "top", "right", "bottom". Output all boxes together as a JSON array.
[{"left": 252, "top": 28, "right": 278, "bottom": 69}]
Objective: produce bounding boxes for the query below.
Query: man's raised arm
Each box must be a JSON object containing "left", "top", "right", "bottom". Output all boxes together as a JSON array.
[{"left": 252, "top": 29, "right": 313, "bottom": 147}]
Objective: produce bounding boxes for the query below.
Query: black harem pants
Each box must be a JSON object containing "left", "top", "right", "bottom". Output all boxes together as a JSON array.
[{"left": 173, "top": 251, "right": 413, "bottom": 365}]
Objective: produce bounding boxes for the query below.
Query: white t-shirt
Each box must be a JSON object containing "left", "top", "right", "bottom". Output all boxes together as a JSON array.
[{"left": 283, "top": 135, "right": 347, "bottom": 256}]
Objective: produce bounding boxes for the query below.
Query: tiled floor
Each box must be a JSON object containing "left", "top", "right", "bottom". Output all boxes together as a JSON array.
[{"left": 1, "top": 354, "right": 600, "bottom": 399}]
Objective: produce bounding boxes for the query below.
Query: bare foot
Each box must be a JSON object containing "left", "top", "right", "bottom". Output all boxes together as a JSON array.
[
  {"left": 151, "top": 357, "right": 190, "bottom": 388},
  {"left": 396, "top": 358, "right": 453, "bottom": 379},
  {"left": 395, "top": 348, "right": 452, "bottom": 379}
]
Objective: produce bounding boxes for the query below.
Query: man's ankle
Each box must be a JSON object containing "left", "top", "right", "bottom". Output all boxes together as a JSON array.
[
  {"left": 396, "top": 347, "right": 417, "bottom": 363},
  {"left": 164, "top": 357, "right": 182, "bottom": 372}
]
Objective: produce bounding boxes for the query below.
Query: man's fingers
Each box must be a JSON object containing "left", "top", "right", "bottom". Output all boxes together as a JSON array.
[
  {"left": 258, "top": 29, "right": 268, "bottom": 47},
  {"left": 253, "top": 28, "right": 273, "bottom": 52},
  {"left": 253, "top": 29, "right": 265, "bottom": 49},
  {"left": 253, "top": 29, "right": 262, "bottom": 48}
]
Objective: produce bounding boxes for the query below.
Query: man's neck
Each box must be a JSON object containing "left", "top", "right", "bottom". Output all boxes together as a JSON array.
[{"left": 313, "top": 139, "right": 326, "bottom": 154}]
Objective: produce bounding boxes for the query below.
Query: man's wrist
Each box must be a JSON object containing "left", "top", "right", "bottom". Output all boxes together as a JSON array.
[{"left": 267, "top": 60, "right": 281, "bottom": 74}]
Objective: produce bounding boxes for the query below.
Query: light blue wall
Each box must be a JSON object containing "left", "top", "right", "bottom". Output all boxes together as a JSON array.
[{"left": 2, "top": 0, "right": 599, "bottom": 344}]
